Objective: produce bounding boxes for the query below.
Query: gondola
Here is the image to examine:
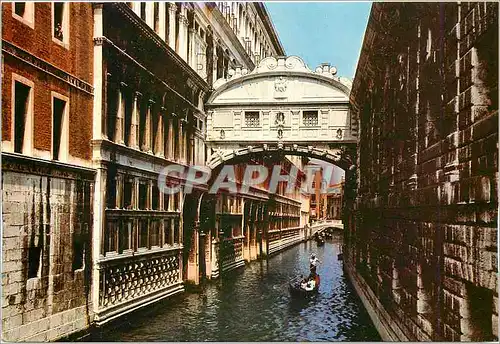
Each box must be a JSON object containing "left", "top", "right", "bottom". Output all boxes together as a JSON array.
[
  {"left": 289, "top": 275, "right": 320, "bottom": 298},
  {"left": 315, "top": 237, "right": 325, "bottom": 246}
]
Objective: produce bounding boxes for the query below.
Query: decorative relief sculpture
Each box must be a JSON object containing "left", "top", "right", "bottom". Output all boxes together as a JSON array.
[
  {"left": 274, "top": 77, "right": 287, "bottom": 93},
  {"left": 274, "top": 112, "right": 285, "bottom": 126}
]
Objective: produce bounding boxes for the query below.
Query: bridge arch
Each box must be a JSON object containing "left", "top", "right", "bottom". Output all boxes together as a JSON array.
[{"left": 206, "top": 142, "right": 354, "bottom": 171}]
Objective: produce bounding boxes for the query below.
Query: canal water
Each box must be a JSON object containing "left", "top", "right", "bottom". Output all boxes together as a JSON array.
[{"left": 91, "top": 234, "right": 381, "bottom": 341}]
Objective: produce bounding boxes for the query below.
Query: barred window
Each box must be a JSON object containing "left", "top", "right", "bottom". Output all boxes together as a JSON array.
[
  {"left": 303, "top": 111, "right": 318, "bottom": 126},
  {"left": 245, "top": 111, "right": 260, "bottom": 127}
]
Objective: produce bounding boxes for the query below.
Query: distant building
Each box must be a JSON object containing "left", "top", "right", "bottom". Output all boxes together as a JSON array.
[
  {"left": 326, "top": 179, "right": 344, "bottom": 220},
  {"left": 309, "top": 165, "right": 344, "bottom": 221}
]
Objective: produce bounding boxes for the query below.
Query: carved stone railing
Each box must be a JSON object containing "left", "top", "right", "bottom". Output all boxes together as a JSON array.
[
  {"left": 268, "top": 226, "right": 302, "bottom": 255},
  {"left": 97, "top": 247, "right": 183, "bottom": 322},
  {"left": 220, "top": 236, "right": 245, "bottom": 272}
]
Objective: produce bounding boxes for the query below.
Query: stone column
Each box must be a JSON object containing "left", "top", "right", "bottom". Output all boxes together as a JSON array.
[
  {"left": 168, "top": 2, "right": 177, "bottom": 48},
  {"left": 93, "top": 5, "right": 104, "bottom": 141},
  {"left": 116, "top": 174, "right": 123, "bottom": 209},
  {"left": 177, "top": 9, "right": 189, "bottom": 61},
  {"left": 131, "top": 92, "right": 141, "bottom": 149},
  {"left": 188, "top": 24, "right": 196, "bottom": 69},
  {"left": 145, "top": 1, "right": 154, "bottom": 28},
  {"left": 157, "top": 108, "right": 165, "bottom": 157},
  {"left": 178, "top": 118, "right": 184, "bottom": 162},
  {"left": 116, "top": 83, "right": 127, "bottom": 144},
  {"left": 92, "top": 166, "right": 106, "bottom": 315},
  {"left": 158, "top": 2, "right": 166, "bottom": 41},
  {"left": 168, "top": 116, "right": 174, "bottom": 160},
  {"left": 146, "top": 99, "right": 154, "bottom": 153}
]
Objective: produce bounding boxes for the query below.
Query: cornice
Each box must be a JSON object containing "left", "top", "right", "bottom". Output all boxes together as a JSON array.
[
  {"left": 202, "top": 2, "right": 255, "bottom": 70},
  {"left": 110, "top": 3, "right": 209, "bottom": 94}
]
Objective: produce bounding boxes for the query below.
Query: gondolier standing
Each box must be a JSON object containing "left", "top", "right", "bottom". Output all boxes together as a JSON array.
[{"left": 309, "top": 253, "right": 320, "bottom": 274}]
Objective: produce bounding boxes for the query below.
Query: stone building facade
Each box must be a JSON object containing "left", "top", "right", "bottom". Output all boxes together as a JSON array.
[
  {"left": 1, "top": 1, "right": 285, "bottom": 340},
  {"left": 348, "top": 2, "right": 498, "bottom": 341},
  {"left": 2, "top": 2, "right": 95, "bottom": 341},
  {"left": 90, "top": 1, "right": 284, "bottom": 325}
]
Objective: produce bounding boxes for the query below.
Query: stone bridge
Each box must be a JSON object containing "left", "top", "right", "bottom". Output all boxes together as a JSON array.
[
  {"left": 309, "top": 219, "right": 344, "bottom": 237},
  {"left": 205, "top": 55, "right": 357, "bottom": 170}
]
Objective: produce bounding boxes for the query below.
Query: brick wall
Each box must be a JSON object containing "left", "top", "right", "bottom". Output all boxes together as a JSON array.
[
  {"left": 1, "top": 2, "right": 93, "bottom": 161},
  {"left": 349, "top": 2, "right": 497, "bottom": 341}
]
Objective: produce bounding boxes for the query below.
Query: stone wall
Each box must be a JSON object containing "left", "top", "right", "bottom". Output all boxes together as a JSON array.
[
  {"left": 2, "top": 154, "right": 94, "bottom": 341},
  {"left": 349, "top": 2, "right": 498, "bottom": 341}
]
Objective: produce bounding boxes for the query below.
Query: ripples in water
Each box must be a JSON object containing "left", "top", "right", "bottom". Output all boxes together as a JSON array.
[{"left": 91, "top": 234, "right": 381, "bottom": 342}]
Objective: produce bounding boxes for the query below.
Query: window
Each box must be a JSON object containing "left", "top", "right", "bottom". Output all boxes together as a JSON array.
[
  {"left": 245, "top": 111, "right": 260, "bottom": 127},
  {"left": 53, "top": 2, "right": 69, "bottom": 45},
  {"left": 119, "top": 221, "right": 131, "bottom": 253},
  {"left": 150, "top": 220, "right": 160, "bottom": 247},
  {"left": 72, "top": 225, "right": 85, "bottom": 271},
  {"left": 52, "top": 94, "right": 68, "bottom": 161},
  {"left": 106, "top": 168, "right": 117, "bottom": 209},
  {"left": 164, "top": 219, "right": 173, "bottom": 245},
  {"left": 303, "top": 111, "right": 318, "bottom": 127},
  {"left": 138, "top": 182, "right": 148, "bottom": 210},
  {"left": 139, "top": 219, "right": 148, "bottom": 248},
  {"left": 140, "top": 2, "right": 146, "bottom": 21},
  {"left": 173, "top": 193, "right": 179, "bottom": 212},
  {"left": 173, "top": 218, "right": 180, "bottom": 244},
  {"left": 13, "top": 80, "right": 32, "bottom": 154},
  {"left": 14, "top": 2, "right": 25, "bottom": 16},
  {"left": 27, "top": 241, "right": 41, "bottom": 279},
  {"left": 123, "top": 179, "right": 133, "bottom": 209},
  {"left": 12, "top": 2, "right": 34, "bottom": 28},
  {"left": 152, "top": 183, "right": 159, "bottom": 210},
  {"left": 153, "top": 2, "right": 160, "bottom": 33}
]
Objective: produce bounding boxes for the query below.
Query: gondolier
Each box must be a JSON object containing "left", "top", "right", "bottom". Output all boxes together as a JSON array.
[{"left": 309, "top": 253, "right": 320, "bottom": 274}]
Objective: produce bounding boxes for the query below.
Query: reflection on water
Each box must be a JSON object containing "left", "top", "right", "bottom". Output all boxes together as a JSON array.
[{"left": 91, "top": 233, "right": 381, "bottom": 342}]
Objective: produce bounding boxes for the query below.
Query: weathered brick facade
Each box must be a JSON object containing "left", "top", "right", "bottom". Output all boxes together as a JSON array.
[
  {"left": 348, "top": 2, "right": 498, "bottom": 341},
  {"left": 2, "top": 3, "right": 95, "bottom": 341}
]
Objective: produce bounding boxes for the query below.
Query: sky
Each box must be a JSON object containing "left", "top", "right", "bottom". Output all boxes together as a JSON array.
[
  {"left": 266, "top": 1, "right": 372, "bottom": 79},
  {"left": 266, "top": 1, "right": 371, "bottom": 183}
]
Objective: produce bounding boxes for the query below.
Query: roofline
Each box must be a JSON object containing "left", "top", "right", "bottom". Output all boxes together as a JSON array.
[
  {"left": 350, "top": 2, "right": 377, "bottom": 110},
  {"left": 207, "top": 70, "right": 351, "bottom": 105},
  {"left": 255, "top": 3, "right": 286, "bottom": 56}
]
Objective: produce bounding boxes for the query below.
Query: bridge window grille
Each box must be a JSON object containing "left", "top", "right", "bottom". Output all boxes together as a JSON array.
[
  {"left": 303, "top": 111, "right": 318, "bottom": 127},
  {"left": 245, "top": 111, "right": 260, "bottom": 127}
]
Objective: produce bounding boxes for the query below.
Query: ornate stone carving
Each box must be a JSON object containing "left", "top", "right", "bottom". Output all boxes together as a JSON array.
[
  {"left": 274, "top": 77, "right": 287, "bottom": 93},
  {"left": 336, "top": 128, "right": 343, "bottom": 139},
  {"left": 99, "top": 250, "right": 180, "bottom": 308}
]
